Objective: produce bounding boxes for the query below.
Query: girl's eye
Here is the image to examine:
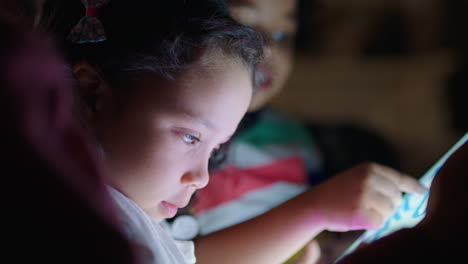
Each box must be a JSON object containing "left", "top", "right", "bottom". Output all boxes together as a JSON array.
[
  {"left": 272, "top": 31, "right": 286, "bottom": 42},
  {"left": 182, "top": 134, "right": 200, "bottom": 145},
  {"left": 270, "top": 31, "right": 294, "bottom": 47},
  {"left": 272, "top": 31, "right": 285, "bottom": 42},
  {"left": 210, "top": 145, "right": 220, "bottom": 157},
  {"left": 209, "top": 144, "right": 227, "bottom": 171}
]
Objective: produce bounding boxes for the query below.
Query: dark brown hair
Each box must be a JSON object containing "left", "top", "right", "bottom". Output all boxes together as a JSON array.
[{"left": 39, "top": 0, "right": 263, "bottom": 81}]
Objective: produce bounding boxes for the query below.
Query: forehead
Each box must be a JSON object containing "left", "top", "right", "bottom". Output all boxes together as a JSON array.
[
  {"left": 171, "top": 57, "right": 252, "bottom": 110},
  {"left": 230, "top": 0, "right": 297, "bottom": 32},
  {"left": 129, "top": 56, "right": 252, "bottom": 130}
]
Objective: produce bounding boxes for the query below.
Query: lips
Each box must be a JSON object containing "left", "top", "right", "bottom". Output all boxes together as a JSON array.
[
  {"left": 161, "top": 201, "right": 178, "bottom": 218},
  {"left": 254, "top": 66, "right": 273, "bottom": 91},
  {"left": 161, "top": 198, "right": 192, "bottom": 218}
]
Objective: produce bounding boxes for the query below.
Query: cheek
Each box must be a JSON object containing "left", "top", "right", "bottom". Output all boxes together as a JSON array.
[
  {"left": 103, "top": 123, "right": 182, "bottom": 187},
  {"left": 121, "top": 145, "right": 188, "bottom": 208},
  {"left": 137, "top": 134, "right": 187, "bottom": 178},
  {"left": 270, "top": 46, "right": 293, "bottom": 82},
  {"left": 249, "top": 47, "right": 292, "bottom": 110}
]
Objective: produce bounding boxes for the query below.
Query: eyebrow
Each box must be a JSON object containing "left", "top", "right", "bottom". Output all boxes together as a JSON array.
[
  {"left": 180, "top": 109, "right": 238, "bottom": 141},
  {"left": 176, "top": 109, "right": 217, "bottom": 131}
]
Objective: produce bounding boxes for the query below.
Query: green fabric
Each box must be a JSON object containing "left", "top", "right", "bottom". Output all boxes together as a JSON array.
[{"left": 235, "top": 111, "right": 312, "bottom": 148}]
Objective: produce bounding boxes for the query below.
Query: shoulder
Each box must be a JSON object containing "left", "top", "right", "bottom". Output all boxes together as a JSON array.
[{"left": 107, "top": 186, "right": 192, "bottom": 263}]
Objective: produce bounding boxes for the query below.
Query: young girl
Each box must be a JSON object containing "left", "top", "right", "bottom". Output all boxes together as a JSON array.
[
  {"left": 39, "top": 1, "right": 425, "bottom": 264},
  {"left": 39, "top": 0, "right": 262, "bottom": 263}
]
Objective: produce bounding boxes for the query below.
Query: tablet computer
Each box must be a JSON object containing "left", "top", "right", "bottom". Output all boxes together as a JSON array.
[{"left": 335, "top": 132, "right": 468, "bottom": 263}]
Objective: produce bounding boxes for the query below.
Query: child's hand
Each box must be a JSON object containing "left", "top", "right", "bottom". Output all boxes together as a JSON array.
[
  {"left": 309, "top": 162, "right": 427, "bottom": 232},
  {"left": 295, "top": 240, "right": 321, "bottom": 264},
  {"left": 286, "top": 240, "right": 321, "bottom": 264}
]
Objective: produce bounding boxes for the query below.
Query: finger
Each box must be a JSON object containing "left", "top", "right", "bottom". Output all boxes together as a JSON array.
[
  {"left": 296, "top": 240, "right": 321, "bottom": 264},
  {"left": 397, "top": 175, "right": 428, "bottom": 194},
  {"left": 368, "top": 175, "right": 403, "bottom": 207},
  {"left": 365, "top": 190, "right": 396, "bottom": 220},
  {"left": 372, "top": 164, "right": 427, "bottom": 194},
  {"left": 351, "top": 208, "right": 384, "bottom": 231},
  {"left": 361, "top": 208, "right": 384, "bottom": 230}
]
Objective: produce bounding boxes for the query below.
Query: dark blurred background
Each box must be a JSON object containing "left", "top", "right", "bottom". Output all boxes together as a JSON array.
[{"left": 271, "top": 0, "right": 468, "bottom": 176}]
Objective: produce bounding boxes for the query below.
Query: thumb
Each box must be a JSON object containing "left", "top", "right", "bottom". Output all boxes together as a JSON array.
[{"left": 296, "top": 240, "right": 321, "bottom": 264}]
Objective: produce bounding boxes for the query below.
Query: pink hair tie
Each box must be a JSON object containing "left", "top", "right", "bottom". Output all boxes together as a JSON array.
[
  {"left": 86, "top": 7, "right": 98, "bottom": 17},
  {"left": 67, "top": 0, "right": 110, "bottom": 44}
]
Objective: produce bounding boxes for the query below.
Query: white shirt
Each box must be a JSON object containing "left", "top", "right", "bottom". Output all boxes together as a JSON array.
[{"left": 107, "top": 187, "right": 196, "bottom": 264}]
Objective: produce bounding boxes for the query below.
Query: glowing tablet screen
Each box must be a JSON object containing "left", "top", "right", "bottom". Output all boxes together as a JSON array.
[{"left": 335, "top": 133, "right": 468, "bottom": 263}]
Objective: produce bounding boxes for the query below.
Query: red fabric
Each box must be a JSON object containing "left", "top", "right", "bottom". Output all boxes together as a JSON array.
[{"left": 193, "top": 155, "right": 307, "bottom": 214}]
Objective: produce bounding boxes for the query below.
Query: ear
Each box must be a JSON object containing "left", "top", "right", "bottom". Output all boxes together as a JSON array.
[
  {"left": 72, "top": 61, "right": 114, "bottom": 138},
  {"left": 72, "top": 61, "right": 112, "bottom": 119}
]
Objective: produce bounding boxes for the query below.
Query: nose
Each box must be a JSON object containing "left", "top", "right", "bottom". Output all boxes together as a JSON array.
[{"left": 181, "top": 162, "right": 210, "bottom": 189}]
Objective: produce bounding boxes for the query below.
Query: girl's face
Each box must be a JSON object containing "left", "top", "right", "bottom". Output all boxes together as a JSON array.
[
  {"left": 96, "top": 58, "right": 252, "bottom": 222},
  {"left": 230, "top": 0, "right": 297, "bottom": 111}
]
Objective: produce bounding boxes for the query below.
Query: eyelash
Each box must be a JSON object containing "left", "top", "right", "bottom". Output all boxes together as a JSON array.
[
  {"left": 182, "top": 133, "right": 201, "bottom": 146},
  {"left": 209, "top": 143, "right": 228, "bottom": 171},
  {"left": 211, "top": 145, "right": 220, "bottom": 155},
  {"left": 180, "top": 132, "right": 227, "bottom": 166}
]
